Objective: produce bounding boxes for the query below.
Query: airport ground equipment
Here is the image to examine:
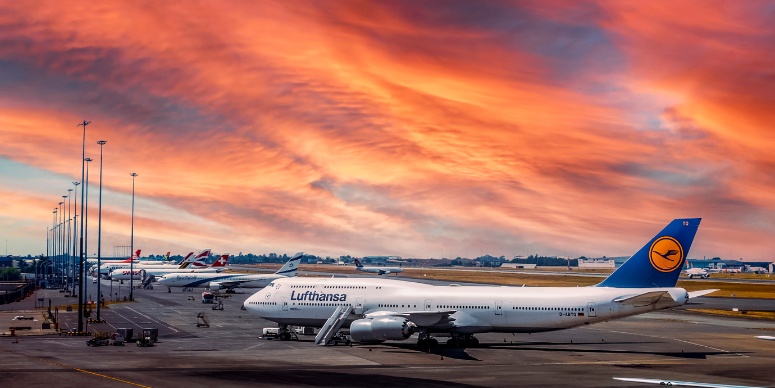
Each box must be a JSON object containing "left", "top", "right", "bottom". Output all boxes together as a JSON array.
[
  {"left": 315, "top": 305, "right": 353, "bottom": 345},
  {"left": 212, "top": 298, "right": 224, "bottom": 310},
  {"left": 261, "top": 326, "right": 298, "bottom": 340},
  {"left": 142, "top": 327, "right": 158, "bottom": 342},
  {"left": 136, "top": 328, "right": 156, "bottom": 347},
  {"left": 110, "top": 333, "right": 125, "bottom": 346},
  {"left": 117, "top": 327, "right": 134, "bottom": 342},
  {"left": 201, "top": 291, "right": 214, "bottom": 304},
  {"left": 86, "top": 331, "right": 111, "bottom": 346},
  {"left": 142, "top": 274, "right": 155, "bottom": 289},
  {"left": 197, "top": 312, "right": 210, "bottom": 327}
]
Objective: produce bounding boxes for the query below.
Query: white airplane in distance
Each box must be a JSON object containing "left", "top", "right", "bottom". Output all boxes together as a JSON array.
[
  {"left": 136, "top": 251, "right": 185, "bottom": 267},
  {"left": 101, "top": 249, "right": 211, "bottom": 275},
  {"left": 354, "top": 259, "right": 403, "bottom": 275},
  {"left": 613, "top": 377, "right": 763, "bottom": 388},
  {"left": 245, "top": 218, "right": 718, "bottom": 347},
  {"left": 109, "top": 251, "right": 226, "bottom": 281},
  {"left": 157, "top": 253, "right": 303, "bottom": 293},
  {"left": 685, "top": 267, "right": 710, "bottom": 279},
  {"left": 87, "top": 249, "right": 141, "bottom": 266}
]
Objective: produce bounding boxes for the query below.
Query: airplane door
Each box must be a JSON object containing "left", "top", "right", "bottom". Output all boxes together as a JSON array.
[
  {"left": 495, "top": 300, "right": 503, "bottom": 315},
  {"left": 282, "top": 297, "right": 289, "bottom": 311},
  {"left": 354, "top": 298, "right": 364, "bottom": 315},
  {"left": 587, "top": 302, "right": 597, "bottom": 317},
  {"left": 424, "top": 299, "right": 433, "bottom": 311}
]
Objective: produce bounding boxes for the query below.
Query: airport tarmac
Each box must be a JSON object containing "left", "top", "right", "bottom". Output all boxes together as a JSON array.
[{"left": 1, "top": 280, "right": 774, "bottom": 388}]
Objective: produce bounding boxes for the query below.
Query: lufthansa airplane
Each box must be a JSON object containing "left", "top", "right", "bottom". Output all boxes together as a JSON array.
[
  {"left": 157, "top": 253, "right": 303, "bottom": 293},
  {"left": 354, "top": 259, "right": 403, "bottom": 275},
  {"left": 244, "top": 218, "right": 717, "bottom": 347}
]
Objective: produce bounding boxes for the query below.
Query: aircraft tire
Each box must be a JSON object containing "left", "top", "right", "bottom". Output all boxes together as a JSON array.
[{"left": 465, "top": 336, "right": 479, "bottom": 347}]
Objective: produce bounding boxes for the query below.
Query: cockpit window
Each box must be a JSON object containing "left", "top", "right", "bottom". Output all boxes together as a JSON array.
[{"left": 268, "top": 282, "right": 274, "bottom": 287}]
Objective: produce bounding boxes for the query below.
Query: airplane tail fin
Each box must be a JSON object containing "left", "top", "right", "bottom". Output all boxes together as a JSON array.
[
  {"left": 180, "top": 249, "right": 210, "bottom": 269},
  {"left": 176, "top": 252, "right": 195, "bottom": 268},
  {"left": 597, "top": 218, "right": 700, "bottom": 288},
  {"left": 275, "top": 252, "right": 303, "bottom": 276},
  {"left": 354, "top": 259, "right": 363, "bottom": 268},
  {"left": 122, "top": 249, "right": 142, "bottom": 263},
  {"left": 210, "top": 254, "right": 230, "bottom": 267}
]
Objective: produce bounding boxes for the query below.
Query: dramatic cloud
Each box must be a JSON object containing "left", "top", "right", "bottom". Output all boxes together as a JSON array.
[{"left": 0, "top": 1, "right": 772, "bottom": 260}]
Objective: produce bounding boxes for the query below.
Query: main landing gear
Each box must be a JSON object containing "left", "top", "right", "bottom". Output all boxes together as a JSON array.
[
  {"left": 416, "top": 332, "right": 439, "bottom": 348},
  {"left": 445, "top": 334, "right": 479, "bottom": 348},
  {"left": 417, "top": 333, "right": 479, "bottom": 347}
]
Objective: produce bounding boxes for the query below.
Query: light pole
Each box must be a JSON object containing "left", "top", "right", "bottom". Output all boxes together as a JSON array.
[
  {"left": 84, "top": 157, "right": 92, "bottom": 305},
  {"left": 58, "top": 201, "right": 64, "bottom": 287},
  {"left": 96, "top": 140, "right": 106, "bottom": 319},
  {"left": 52, "top": 209, "right": 57, "bottom": 286},
  {"left": 66, "top": 191, "right": 72, "bottom": 291},
  {"left": 45, "top": 228, "right": 48, "bottom": 286},
  {"left": 77, "top": 120, "right": 90, "bottom": 333},
  {"left": 129, "top": 172, "right": 138, "bottom": 301},
  {"left": 72, "top": 182, "right": 79, "bottom": 293},
  {"left": 63, "top": 195, "right": 69, "bottom": 290}
]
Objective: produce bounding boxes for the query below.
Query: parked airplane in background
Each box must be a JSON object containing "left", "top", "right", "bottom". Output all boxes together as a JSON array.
[
  {"left": 685, "top": 267, "right": 710, "bottom": 279},
  {"left": 157, "top": 253, "right": 303, "bottom": 293},
  {"left": 108, "top": 251, "right": 225, "bottom": 281},
  {"left": 100, "top": 249, "right": 211, "bottom": 276},
  {"left": 613, "top": 377, "right": 760, "bottom": 388},
  {"left": 87, "top": 249, "right": 141, "bottom": 266},
  {"left": 136, "top": 251, "right": 189, "bottom": 267},
  {"left": 354, "top": 259, "right": 403, "bottom": 275},
  {"left": 245, "top": 218, "right": 717, "bottom": 347}
]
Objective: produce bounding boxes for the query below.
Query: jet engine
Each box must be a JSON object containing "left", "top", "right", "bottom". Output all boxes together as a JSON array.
[
  {"left": 209, "top": 282, "right": 224, "bottom": 291},
  {"left": 349, "top": 317, "right": 417, "bottom": 342}
]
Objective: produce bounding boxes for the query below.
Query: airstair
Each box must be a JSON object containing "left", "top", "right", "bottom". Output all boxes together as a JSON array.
[
  {"left": 314, "top": 305, "right": 353, "bottom": 345},
  {"left": 141, "top": 274, "right": 155, "bottom": 289}
]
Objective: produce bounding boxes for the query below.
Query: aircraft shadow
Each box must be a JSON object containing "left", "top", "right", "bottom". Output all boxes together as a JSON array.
[
  {"left": 381, "top": 340, "right": 746, "bottom": 360},
  {"left": 188, "top": 369, "right": 483, "bottom": 387}
]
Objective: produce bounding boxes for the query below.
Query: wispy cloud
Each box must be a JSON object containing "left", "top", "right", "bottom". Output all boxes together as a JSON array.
[{"left": 0, "top": 1, "right": 772, "bottom": 260}]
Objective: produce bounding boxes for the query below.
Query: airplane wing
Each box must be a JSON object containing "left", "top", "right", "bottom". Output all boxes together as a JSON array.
[
  {"left": 613, "top": 291, "right": 671, "bottom": 307},
  {"left": 613, "top": 377, "right": 762, "bottom": 388},
  {"left": 756, "top": 336, "right": 775, "bottom": 341},
  {"left": 211, "top": 279, "right": 253, "bottom": 288},
  {"left": 365, "top": 310, "right": 457, "bottom": 327},
  {"left": 688, "top": 289, "right": 719, "bottom": 298},
  {"left": 378, "top": 270, "right": 390, "bottom": 275}
]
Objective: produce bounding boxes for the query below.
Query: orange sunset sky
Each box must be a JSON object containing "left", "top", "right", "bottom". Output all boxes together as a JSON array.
[{"left": 1, "top": 1, "right": 773, "bottom": 261}]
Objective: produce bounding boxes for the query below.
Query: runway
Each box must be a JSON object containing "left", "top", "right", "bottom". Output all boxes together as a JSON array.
[{"left": 1, "top": 279, "right": 773, "bottom": 387}]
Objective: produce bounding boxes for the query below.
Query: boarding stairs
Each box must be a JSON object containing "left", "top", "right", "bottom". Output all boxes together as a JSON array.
[
  {"left": 142, "top": 275, "right": 155, "bottom": 289},
  {"left": 314, "top": 305, "right": 353, "bottom": 345}
]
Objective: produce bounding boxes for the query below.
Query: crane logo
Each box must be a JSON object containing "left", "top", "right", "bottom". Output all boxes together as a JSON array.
[{"left": 649, "top": 236, "right": 684, "bottom": 272}]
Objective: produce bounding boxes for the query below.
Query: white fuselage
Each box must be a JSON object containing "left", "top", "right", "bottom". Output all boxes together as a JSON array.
[
  {"left": 109, "top": 267, "right": 221, "bottom": 280},
  {"left": 245, "top": 277, "right": 688, "bottom": 334},
  {"left": 357, "top": 266, "right": 403, "bottom": 275},
  {"left": 157, "top": 273, "right": 284, "bottom": 289}
]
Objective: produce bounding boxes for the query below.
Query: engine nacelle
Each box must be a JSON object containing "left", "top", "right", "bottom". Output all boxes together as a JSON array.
[
  {"left": 349, "top": 317, "right": 417, "bottom": 343},
  {"left": 209, "top": 282, "right": 224, "bottom": 291}
]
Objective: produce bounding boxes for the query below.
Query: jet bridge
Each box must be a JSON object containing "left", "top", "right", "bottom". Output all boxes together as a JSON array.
[{"left": 314, "top": 305, "right": 353, "bottom": 345}]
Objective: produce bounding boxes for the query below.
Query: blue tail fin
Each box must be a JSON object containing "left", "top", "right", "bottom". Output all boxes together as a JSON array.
[{"left": 597, "top": 218, "right": 701, "bottom": 288}]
